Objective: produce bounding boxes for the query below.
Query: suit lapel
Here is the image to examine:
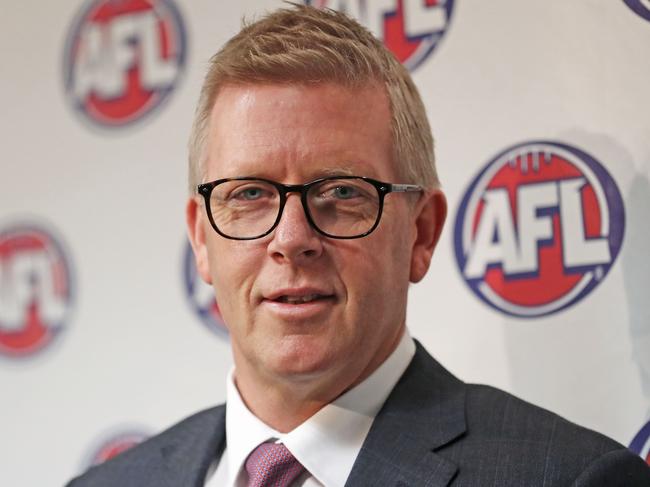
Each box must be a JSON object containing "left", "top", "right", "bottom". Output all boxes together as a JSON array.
[
  {"left": 158, "top": 405, "right": 227, "bottom": 487},
  {"left": 345, "top": 341, "right": 466, "bottom": 487}
]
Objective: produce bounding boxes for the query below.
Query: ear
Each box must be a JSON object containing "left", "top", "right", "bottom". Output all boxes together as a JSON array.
[
  {"left": 186, "top": 196, "right": 213, "bottom": 284},
  {"left": 409, "top": 189, "right": 447, "bottom": 283}
]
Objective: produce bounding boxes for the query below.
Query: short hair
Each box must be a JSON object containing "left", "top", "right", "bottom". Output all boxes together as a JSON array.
[{"left": 188, "top": 4, "right": 439, "bottom": 193}]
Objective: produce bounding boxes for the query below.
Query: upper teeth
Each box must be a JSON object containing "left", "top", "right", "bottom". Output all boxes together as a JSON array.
[{"left": 282, "top": 294, "right": 321, "bottom": 303}]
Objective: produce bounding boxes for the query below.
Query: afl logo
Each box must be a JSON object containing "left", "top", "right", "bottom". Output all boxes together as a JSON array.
[
  {"left": 306, "top": 0, "right": 454, "bottom": 70},
  {"left": 0, "top": 224, "right": 74, "bottom": 357},
  {"left": 183, "top": 241, "right": 228, "bottom": 337},
  {"left": 629, "top": 420, "right": 650, "bottom": 465},
  {"left": 453, "top": 141, "right": 625, "bottom": 318},
  {"left": 86, "top": 430, "right": 148, "bottom": 466},
  {"left": 63, "top": 0, "right": 187, "bottom": 128},
  {"left": 623, "top": 0, "right": 650, "bottom": 22}
]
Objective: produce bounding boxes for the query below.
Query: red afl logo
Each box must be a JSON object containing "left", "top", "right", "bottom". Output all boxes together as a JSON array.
[
  {"left": 63, "top": 0, "right": 187, "bottom": 128},
  {"left": 454, "top": 141, "right": 625, "bottom": 318},
  {"left": 183, "top": 241, "right": 228, "bottom": 337},
  {"left": 306, "top": 0, "right": 454, "bottom": 70},
  {"left": 0, "top": 224, "right": 74, "bottom": 357},
  {"left": 86, "top": 430, "right": 148, "bottom": 466}
]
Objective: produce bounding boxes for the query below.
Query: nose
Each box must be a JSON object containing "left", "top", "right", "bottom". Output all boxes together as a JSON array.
[{"left": 267, "top": 193, "right": 324, "bottom": 263}]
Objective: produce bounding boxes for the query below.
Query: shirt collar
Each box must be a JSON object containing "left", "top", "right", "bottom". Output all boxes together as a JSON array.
[
  {"left": 225, "top": 329, "right": 415, "bottom": 487},
  {"left": 224, "top": 369, "right": 281, "bottom": 486}
]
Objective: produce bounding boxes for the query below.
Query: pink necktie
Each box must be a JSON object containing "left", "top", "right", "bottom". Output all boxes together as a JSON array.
[{"left": 245, "top": 442, "right": 306, "bottom": 487}]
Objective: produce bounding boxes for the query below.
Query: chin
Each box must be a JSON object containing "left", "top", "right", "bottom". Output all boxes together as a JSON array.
[{"left": 265, "top": 335, "right": 341, "bottom": 381}]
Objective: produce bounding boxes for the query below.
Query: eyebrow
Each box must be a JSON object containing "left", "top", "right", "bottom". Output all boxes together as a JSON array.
[{"left": 317, "top": 166, "right": 356, "bottom": 177}]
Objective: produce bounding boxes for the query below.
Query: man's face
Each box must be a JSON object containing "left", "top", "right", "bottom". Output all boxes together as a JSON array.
[{"left": 187, "top": 83, "right": 443, "bottom": 395}]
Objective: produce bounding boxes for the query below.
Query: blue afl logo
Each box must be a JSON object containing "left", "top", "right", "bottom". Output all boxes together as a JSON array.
[
  {"left": 623, "top": 0, "right": 650, "bottom": 22},
  {"left": 0, "top": 223, "right": 75, "bottom": 358},
  {"left": 183, "top": 241, "right": 228, "bottom": 337},
  {"left": 305, "top": 0, "right": 454, "bottom": 71},
  {"left": 453, "top": 141, "right": 625, "bottom": 318},
  {"left": 63, "top": 0, "right": 187, "bottom": 128},
  {"left": 629, "top": 420, "right": 650, "bottom": 465}
]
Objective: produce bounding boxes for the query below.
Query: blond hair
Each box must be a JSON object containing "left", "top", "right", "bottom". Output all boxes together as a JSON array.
[{"left": 188, "top": 4, "right": 439, "bottom": 193}]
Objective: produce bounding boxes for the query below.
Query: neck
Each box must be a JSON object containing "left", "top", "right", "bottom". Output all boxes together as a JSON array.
[
  {"left": 233, "top": 328, "right": 404, "bottom": 433},
  {"left": 234, "top": 377, "right": 341, "bottom": 432}
]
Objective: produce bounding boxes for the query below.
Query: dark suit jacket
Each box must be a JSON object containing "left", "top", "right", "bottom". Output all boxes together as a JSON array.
[{"left": 67, "top": 341, "right": 650, "bottom": 486}]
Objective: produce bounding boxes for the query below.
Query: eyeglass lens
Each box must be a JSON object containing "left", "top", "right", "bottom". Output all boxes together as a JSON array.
[{"left": 208, "top": 178, "right": 381, "bottom": 239}]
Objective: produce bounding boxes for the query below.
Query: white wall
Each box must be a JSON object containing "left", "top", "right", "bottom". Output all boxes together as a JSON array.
[{"left": 1, "top": 1, "right": 648, "bottom": 485}]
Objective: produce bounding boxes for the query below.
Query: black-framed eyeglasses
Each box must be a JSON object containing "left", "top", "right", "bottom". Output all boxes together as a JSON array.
[{"left": 197, "top": 176, "right": 423, "bottom": 240}]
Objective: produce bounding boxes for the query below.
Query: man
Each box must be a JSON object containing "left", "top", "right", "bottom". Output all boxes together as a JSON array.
[{"left": 68, "top": 5, "right": 650, "bottom": 486}]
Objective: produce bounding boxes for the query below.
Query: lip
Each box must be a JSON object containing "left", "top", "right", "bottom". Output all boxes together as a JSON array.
[
  {"left": 262, "top": 287, "right": 336, "bottom": 302},
  {"left": 260, "top": 287, "right": 337, "bottom": 320}
]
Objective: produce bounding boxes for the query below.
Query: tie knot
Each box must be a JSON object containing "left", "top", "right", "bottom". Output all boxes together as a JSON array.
[{"left": 245, "top": 442, "right": 305, "bottom": 487}]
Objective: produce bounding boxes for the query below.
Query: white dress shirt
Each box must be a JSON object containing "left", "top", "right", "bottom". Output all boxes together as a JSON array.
[{"left": 205, "top": 330, "right": 416, "bottom": 487}]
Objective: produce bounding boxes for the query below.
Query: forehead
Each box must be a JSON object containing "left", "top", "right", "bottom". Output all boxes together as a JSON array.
[{"left": 205, "top": 82, "right": 395, "bottom": 181}]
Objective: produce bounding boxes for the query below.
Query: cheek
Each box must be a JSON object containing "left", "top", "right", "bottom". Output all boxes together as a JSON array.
[
  {"left": 342, "top": 233, "right": 409, "bottom": 312},
  {"left": 387, "top": 205, "right": 417, "bottom": 270},
  {"left": 362, "top": 217, "right": 413, "bottom": 299},
  {"left": 206, "top": 240, "right": 262, "bottom": 312}
]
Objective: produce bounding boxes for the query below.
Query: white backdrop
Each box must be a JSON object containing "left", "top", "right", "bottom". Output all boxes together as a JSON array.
[{"left": 1, "top": 1, "right": 649, "bottom": 485}]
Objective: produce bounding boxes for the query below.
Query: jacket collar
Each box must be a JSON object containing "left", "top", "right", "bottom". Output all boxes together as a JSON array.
[
  {"left": 160, "top": 405, "right": 227, "bottom": 487},
  {"left": 345, "top": 340, "right": 466, "bottom": 487}
]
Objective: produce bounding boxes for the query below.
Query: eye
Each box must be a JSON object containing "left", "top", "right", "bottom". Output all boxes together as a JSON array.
[
  {"left": 235, "top": 187, "right": 263, "bottom": 200},
  {"left": 332, "top": 185, "right": 359, "bottom": 199},
  {"left": 230, "top": 185, "right": 273, "bottom": 201},
  {"left": 311, "top": 179, "right": 374, "bottom": 205}
]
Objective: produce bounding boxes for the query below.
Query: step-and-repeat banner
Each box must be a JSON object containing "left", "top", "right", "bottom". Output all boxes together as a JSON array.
[{"left": 2, "top": 1, "right": 649, "bottom": 485}]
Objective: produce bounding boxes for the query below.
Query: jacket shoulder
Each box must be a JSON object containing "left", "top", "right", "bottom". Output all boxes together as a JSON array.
[
  {"left": 447, "top": 384, "right": 649, "bottom": 485},
  {"left": 463, "top": 383, "right": 619, "bottom": 449},
  {"left": 66, "top": 405, "right": 226, "bottom": 487}
]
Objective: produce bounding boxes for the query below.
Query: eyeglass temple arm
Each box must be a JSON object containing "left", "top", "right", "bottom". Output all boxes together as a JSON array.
[{"left": 389, "top": 183, "right": 423, "bottom": 193}]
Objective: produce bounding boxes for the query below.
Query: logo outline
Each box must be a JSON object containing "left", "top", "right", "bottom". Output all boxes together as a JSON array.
[
  {"left": 623, "top": 0, "right": 650, "bottom": 22},
  {"left": 453, "top": 140, "right": 625, "bottom": 319},
  {"left": 0, "top": 220, "right": 76, "bottom": 359},
  {"left": 304, "top": 0, "right": 455, "bottom": 71},
  {"left": 629, "top": 419, "right": 650, "bottom": 465},
  {"left": 81, "top": 427, "right": 149, "bottom": 469},
  {"left": 62, "top": 0, "right": 188, "bottom": 130},
  {"left": 182, "top": 240, "right": 229, "bottom": 339}
]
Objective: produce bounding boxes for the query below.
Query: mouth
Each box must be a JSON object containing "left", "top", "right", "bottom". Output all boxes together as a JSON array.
[
  {"left": 271, "top": 294, "right": 335, "bottom": 304},
  {"left": 261, "top": 288, "right": 337, "bottom": 309},
  {"left": 261, "top": 290, "right": 337, "bottom": 320}
]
